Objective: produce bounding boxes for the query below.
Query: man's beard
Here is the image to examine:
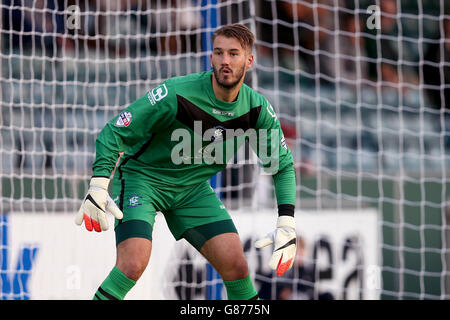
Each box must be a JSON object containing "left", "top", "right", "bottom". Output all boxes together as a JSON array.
[{"left": 212, "top": 64, "right": 246, "bottom": 90}]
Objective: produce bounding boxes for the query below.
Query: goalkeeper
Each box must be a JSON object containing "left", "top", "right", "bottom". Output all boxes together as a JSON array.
[{"left": 75, "top": 24, "right": 297, "bottom": 300}]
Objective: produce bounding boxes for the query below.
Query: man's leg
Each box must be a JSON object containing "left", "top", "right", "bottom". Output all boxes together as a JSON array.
[
  {"left": 199, "top": 232, "right": 258, "bottom": 300},
  {"left": 200, "top": 232, "right": 247, "bottom": 281},
  {"left": 95, "top": 176, "right": 161, "bottom": 300},
  {"left": 168, "top": 181, "right": 259, "bottom": 300},
  {"left": 116, "top": 237, "right": 152, "bottom": 281},
  {"left": 93, "top": 237, "right": 151, "bottom": 300}
]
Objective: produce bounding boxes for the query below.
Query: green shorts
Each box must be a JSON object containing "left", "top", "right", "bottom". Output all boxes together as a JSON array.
[{"left": 111, "top": 177, "right": 237, "bottom": 251}]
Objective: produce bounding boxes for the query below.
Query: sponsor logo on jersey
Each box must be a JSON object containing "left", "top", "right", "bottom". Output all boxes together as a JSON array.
[
  {"left": 266, "top": 103, "right": 277, "bottom": 120},
  {"left": 115, "top": 111, "right": 132, "bottom": 127},
  {"left": 281, "top": 134, "right": 288, "bottom": 150},
  {"left": 148, "top": 83, "right": 168, "bottom": 105},
  {"left": 212, "top": 108, "right": 235, "bottom": 117}
]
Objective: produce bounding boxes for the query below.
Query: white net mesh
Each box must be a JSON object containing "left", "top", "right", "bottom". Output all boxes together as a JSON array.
[{"left": 1, "top": 0, "right": 449, "bottom": 299}]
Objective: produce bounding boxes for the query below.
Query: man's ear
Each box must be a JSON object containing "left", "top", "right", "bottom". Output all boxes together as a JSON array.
[
  {"left": 210, "top": 53, "right": 213, "bottom": 68},
  {"left": 246, "top": 53, "right": 254, "bottom": 69}
]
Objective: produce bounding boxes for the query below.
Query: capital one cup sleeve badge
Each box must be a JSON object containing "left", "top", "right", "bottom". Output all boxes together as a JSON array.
[{"left": 115, "top": 111, "right": 132, "bottom": 127}]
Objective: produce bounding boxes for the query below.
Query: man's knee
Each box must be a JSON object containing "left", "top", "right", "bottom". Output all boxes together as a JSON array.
[
  {"left": 219, "top": 254, "right": 249, "bottom": 281},
  {"left": 200, "top": 232, "right": 249, "bottom": 281},
  {"left": 116, "top": 237, "right": 152, "bottom": 281},
  {"left": 231, "top": 257, "right": 249, "bottom": 279},
  {"left": 117, "top": 259, "right": 148, "bottom": 281}
]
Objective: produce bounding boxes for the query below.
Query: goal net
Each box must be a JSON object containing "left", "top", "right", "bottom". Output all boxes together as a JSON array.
[{"left": 0, "top": 0, "right": 449, "bottom": 300}]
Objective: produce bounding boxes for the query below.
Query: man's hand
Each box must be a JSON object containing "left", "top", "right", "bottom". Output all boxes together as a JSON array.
[
  {"left": 255, "top": 216, "right": 297, "bottom": 276},
  {"left": 75, "top": 177, "right": 123, "bottom": 232}
]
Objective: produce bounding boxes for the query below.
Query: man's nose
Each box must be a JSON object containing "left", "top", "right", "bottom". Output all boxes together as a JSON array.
[{"left": 221, "top": 53, "right": 231, "bottom": 65}]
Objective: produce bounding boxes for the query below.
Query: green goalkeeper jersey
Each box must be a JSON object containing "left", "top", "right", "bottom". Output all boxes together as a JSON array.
[{"left": 92, "top": 70, "right": 296, "bottom": 207}]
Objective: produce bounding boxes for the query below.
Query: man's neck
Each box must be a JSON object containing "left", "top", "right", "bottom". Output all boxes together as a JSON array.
[{"left": 211, "top": 75, "right": 243, "bottom": 103}]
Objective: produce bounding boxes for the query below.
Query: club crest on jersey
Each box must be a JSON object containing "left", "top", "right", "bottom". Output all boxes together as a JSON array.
[
  {"left": 209, "top": 126, "right": 226, "bottom": 143},
  {"left": 115, "top": 111, "right": 132, "bottom": 127}
]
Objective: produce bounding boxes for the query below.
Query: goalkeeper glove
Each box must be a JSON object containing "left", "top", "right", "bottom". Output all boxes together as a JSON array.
[
  {"left": 255, "top": 216, "right": 297, "bottom": 276},
  {"left": 75, "top": 177, "right": 123, "bottom": 232}
]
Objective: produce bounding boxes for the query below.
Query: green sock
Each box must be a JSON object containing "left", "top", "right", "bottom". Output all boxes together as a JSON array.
[
  {"left": 93, "top": 266, "right": 136, "bottom": 300},
  {"left": 223, "top": 275, "right": 259, "bottom": 300}
]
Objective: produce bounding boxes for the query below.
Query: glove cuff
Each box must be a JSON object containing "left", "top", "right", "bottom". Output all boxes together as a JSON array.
[
  {"left": 277, "top": 215, "right": 296, "bottom": 230},
  {"left": 90, "top": 177, "right": 110, "bottom": 190}
]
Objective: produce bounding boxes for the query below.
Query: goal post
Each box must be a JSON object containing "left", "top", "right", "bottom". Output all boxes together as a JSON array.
[{"left": 0, "top": 0, "right": 449, "bottom": 300}]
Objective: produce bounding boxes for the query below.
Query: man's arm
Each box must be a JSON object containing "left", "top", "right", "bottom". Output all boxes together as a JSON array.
[
  {"left": 76, "top": 82, "right": 175, "bottom": 232},
  {"left": 250, "top": 101, "right": 296, "bottom": 211},
  {"left": 93, "top": 82, "right": 175, "bottom": 178},
  {"left": 251, "top": 99, "right": 297, "bottom": 276},
  {"left": 273, "top": 164, "right": 296, "bottom": 215}
]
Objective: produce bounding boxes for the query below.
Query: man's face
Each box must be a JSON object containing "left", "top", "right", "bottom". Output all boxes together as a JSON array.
[{"left": 211, "top": 35, "right": 253, "bottom": 89}]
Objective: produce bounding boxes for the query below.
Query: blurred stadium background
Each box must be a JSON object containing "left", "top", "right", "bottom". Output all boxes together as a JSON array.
[{"left": 0, "top": 0, "right": 449, "bottom": 300}]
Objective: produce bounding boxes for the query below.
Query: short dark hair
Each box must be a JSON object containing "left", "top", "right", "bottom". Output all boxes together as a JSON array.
[{"left": 212, "top": 24, "right": 255, "bottom": 52}]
